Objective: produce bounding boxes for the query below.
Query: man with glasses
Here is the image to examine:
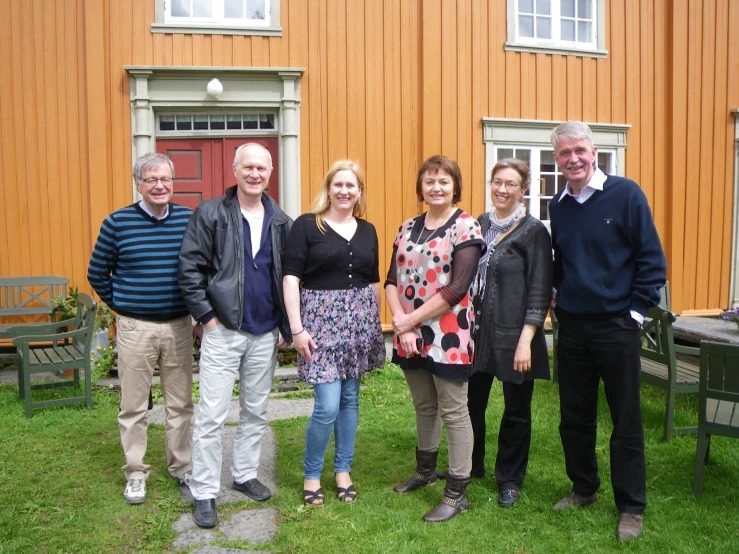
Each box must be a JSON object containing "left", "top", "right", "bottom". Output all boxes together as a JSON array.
[
  {"left": 548, "top": 121, "right": 666, "bottom": 541},
  {"left": 88, "top": 153, "right": 194, "bottom": 505}
]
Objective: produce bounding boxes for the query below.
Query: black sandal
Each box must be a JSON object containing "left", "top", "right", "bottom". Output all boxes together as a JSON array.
[
  {"left": 303, "top": 487, "right": 324, "bottom": 506},
  {"left": 337, "top": 484, "right": 357, "bottom": 503}
]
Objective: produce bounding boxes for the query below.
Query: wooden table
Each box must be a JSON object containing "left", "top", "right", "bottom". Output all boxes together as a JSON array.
[{"left": 672, "top": 316, "right": 739, "bottom": 346}]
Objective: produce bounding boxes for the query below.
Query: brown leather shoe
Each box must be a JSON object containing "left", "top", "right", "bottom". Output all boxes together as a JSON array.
[
  {"left": 422, "top": 476, "right": 471, "bottom": 523},
  {"left": 616, "top": 513, "right": 643, "bottom": 541},
  {"left": 553, "top": 490, "right": 598, "bottom": 510}
]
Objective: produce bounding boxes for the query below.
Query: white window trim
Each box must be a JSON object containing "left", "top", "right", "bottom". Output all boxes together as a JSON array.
[
  {"left": 482, "top": 118, "right": 630, "bottom": 220},
  {"left": 728, "top": 109, "right": 739, "bottom": 308},
  {"left": 124, "top": 65, "right": 304, "bottom": 218},
  {"left": 153, "top": 0, "right": 281, "bottom": 36},
  {"left": 505, "top": 0, "right": 607, "bottom": 58}
]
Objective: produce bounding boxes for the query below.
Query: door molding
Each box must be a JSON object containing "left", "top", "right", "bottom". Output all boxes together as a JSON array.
[{"left": 124, "top": 65, "right": 304, "bottom": 218}]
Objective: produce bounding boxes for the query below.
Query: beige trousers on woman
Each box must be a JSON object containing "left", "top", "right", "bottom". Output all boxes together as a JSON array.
[{"left": 404, "top": 368, "right": 473, "bottom": 477}]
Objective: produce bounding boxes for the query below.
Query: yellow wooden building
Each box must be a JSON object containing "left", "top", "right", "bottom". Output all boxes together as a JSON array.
[{"left": 1, "top": 0, "right": 738, "bottom": 318}]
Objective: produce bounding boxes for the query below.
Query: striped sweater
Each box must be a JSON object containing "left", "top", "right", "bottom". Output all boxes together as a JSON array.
[{"left": 87, "top": 203, "right": 193, "bottom": 321}]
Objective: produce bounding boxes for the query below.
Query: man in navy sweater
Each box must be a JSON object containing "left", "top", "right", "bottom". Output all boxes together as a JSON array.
[
  {"left": 88, "top": 153, "right": 194, "bottom": 505},
  {"left": 548, "top": 121, "right": 666, "bottom": 541},
  {"left": 179, "top": 143, "right": 293, "bottom": 529}
]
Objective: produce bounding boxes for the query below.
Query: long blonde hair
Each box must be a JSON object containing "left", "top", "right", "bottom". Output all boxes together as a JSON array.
[{"left": 311, "top": 160, "right": 368, "bottom": 233}]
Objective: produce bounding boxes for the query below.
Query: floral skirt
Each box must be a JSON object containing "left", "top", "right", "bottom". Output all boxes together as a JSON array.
[{"left": 298, "top": 285, "right": 386, "bottom": 385}]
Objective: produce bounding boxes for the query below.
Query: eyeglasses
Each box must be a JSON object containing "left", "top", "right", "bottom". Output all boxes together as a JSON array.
[
  {"left": 491, "top": 180, "right": 521, "bottom": 190},
  {"left": 141, "top": 177, "right": 173, "bottom": 185}
]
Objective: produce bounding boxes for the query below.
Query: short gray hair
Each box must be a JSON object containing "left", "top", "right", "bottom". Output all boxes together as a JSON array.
[
  {"left": 233, "top": 142, "right": 273, "bottom": 168},
  {"left": 551, "top": 121, "right": 594, "bottom": 150},
  {"left": 133, "top": 153, "right": 175, "bottom": 182}
]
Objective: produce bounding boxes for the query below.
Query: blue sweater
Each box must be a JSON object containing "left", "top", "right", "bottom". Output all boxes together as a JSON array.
[
  {"left": 87, "top": 203, "right": 193, "bottom": 321},
  {"left": 549, "top": 175, "right": 666, "bottom": 318}
]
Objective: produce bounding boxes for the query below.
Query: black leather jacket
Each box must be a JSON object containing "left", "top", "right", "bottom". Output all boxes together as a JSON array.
[{"left": 178, "top": 186, "right": 293, "bottom": 342}]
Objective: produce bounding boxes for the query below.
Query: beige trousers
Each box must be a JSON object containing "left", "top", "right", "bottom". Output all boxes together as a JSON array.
[
  {"left": 404, "top": 369, "right": 472, "bottom": 478},
  {"left": 117, "top": 314, "right": 194, "bottom": 480}
]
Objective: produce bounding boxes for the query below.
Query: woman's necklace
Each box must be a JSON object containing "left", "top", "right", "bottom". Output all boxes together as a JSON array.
[{"left": 409, "top": 208, "right": 455, "bottom": 280}]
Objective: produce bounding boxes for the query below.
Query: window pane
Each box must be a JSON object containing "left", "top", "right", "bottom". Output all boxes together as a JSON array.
[
  {"left": 498, "top": 148, "right": 514, "bottom": 160},
  {"left": 515, "top": 149, "right": 531, "bottom": 165},
  {"left": 224, "top": 0, "right": 244, "bottom": 18},
  {"left": 210, "top": 114, "right": 225, "bottom": 130},
  {"left": 193, "top": 115, "right": 208, "bottom": 130},
  {"left": 227, "top": 114, "right": 242, "bottom": 129},
  {"left": 542, "top": 174, "right": 556, "bottom": 196},
  {"left": 561, "top": 19, "right": 575, "bottom": 41},
  {"left": 244, "top": 114, "right": 259, "bottom": 129},
  {"left": 541, "top": 150, "right": 554, "bottom": 166},
  {"left": 577, "top": 21, "right": 592, "bottom": 43},
  {"left": 246, "top": 0, "right": 266, "bottom": 19},
  {"left": 176, "top": 115, "right": 192, "bottom": 130},
  {"left": 536, "top": 17, "right": 551, "bottom": 39},
  {"left": 260, "top": 114, "right": 275, "bottom": 129},
  {"left": 577, "top": 0, "right": 592, "bottom": 19},
  {"left": 598, "top": 152, "right": 612, "bottom": 173},
  {"left": 536, "top": 0, "right": 551, "bottom": 15},
  {"left": 193, "top": 0, "right": 212, "bottom": 17},
  {"left": 171, "top": 0, "right": 190, "bottom": 17},
  {"left": 159, "top": 115, "right": 175, "bottom": 131},
  {"left": 540, "top": 199, "right": 552, "bottom": 220},
  {"left": 518, "top": 15, "right": 534, "bottom": 38},
  {"left": 561, "top": 0, "right": 575, "bottom": 18},
  {"left": 557, "top": 174, "right": 567, "bottom": 191},
  {"left": 519, "top": 0, "right": 534, "bottom": 14}
]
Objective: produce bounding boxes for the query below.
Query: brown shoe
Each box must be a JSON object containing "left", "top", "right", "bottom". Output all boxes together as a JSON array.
[
  {"left": 553, "top": 490, "right": 598, "bottom": 511},
  {"left": 616, "top": 513, "right": 643, "bottom": 541}
]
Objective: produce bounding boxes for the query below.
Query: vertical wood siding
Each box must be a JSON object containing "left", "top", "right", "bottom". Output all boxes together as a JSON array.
[{"left": 0, "top": 0, "right": 737, "bottom": 316}]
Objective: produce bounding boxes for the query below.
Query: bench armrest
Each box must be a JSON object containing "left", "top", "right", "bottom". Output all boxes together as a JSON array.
[
  {"left": 12, "top": 327, "right": 92, "bottom": 349},
  {"left": 3, "top": 319, "right": 78, "bottom": 338}
]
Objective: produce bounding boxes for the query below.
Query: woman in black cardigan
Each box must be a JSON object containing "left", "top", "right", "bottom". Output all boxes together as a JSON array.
[{"left": 468, "top": 157, "right": 553, "bottom": 508}]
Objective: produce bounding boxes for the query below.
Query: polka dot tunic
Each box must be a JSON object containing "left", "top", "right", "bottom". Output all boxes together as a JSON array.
[{"left": 386, "top": 209, "right": 485, "bottom": 381}]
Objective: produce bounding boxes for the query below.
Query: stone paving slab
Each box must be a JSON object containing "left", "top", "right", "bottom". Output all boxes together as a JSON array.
[
  {"left": 220, "top": 508, "right": 278, "bottom": 543},
  {"left": 148, "top": 397, "right": 314, "bottom": 426},
  {"left": 190, "top": 546, "right": 275, "bottom": 554}
]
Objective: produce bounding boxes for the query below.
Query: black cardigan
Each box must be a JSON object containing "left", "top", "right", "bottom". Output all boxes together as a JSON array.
[{"left": 472, "top": 213, "right": 553, "bottom": 384}]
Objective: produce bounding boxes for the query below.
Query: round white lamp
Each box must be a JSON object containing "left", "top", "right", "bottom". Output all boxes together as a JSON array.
[{"left": 206, "top": 78, "right": 223, "bottom": 97}]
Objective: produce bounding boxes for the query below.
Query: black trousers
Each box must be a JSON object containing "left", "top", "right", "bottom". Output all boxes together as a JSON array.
[
  {"left": 467, "top": 371, "right": 535, "bottom": 489},
  {"left": 556, "top": 311, "right": 646, "bottom": 514}
]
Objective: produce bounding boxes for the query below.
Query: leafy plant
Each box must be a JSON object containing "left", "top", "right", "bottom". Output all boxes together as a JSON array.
[
  {"left": 51, "top": 287, "right": 116, "bottom": 332},
  {"left": 90, "top": 341, "right": 116, "bottom": 379},
  {"left": 721, "top": 307, "right": 739, "bottom": 325}
]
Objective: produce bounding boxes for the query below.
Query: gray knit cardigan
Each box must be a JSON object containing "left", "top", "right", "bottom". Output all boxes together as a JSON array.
[{"left": 472, "top": 213, "right": 553, "bottom": 384}]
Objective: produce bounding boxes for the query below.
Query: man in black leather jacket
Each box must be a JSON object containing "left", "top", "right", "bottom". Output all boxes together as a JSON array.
[{"left": 178, "top": 143, "right": 293, "bottom": 529}]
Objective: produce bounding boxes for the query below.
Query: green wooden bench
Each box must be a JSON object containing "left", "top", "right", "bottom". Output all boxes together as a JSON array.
[
  {"left": 0, "top": 276, "right": 69, "bottom": 340},
  {"left": 10, "top": 292, "right": 97, "bottom": 418},
  {"left": 639, "top": 305, "right": 700, "bottom": 441},
  {"left": 694, "top": 341, "right": 739, "bottom": 496}
]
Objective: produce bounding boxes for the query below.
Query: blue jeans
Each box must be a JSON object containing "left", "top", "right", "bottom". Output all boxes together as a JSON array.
[{"left": 304, "top": 378, "right": 361, "bottom": 480}]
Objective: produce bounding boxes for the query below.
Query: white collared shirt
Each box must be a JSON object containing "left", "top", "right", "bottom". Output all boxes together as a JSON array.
[
  {"left": 558, "top": 167, "right": 607, "bottom": 204},
  {"left": 555, "top": 167, "right": 644, "bottom": 325},
  {"left": 138, "top": 200, "right": 169, "bottom": 220}
]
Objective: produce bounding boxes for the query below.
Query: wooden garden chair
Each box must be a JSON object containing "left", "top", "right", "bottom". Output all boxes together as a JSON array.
[
  {"left": 693, "top": 341, "right": 739, "bottom": 496},
  {"left": 9, "top": 292, "right": 97, "bottom": 418}
]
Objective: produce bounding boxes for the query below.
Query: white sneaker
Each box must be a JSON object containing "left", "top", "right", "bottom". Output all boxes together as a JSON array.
[
  {"left": 177, "top": 471, "right": 192, "bottom": 487},
  {"left": 124, "top": 479, "right": 146, "bottom": 504}
]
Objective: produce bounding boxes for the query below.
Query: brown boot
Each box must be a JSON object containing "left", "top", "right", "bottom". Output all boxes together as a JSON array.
[
  {"left": 422, "top": 475, "right": 471, "bottom": 522},
  {"left": 394, "top": 448, "right": 438, "bottom": 493}
]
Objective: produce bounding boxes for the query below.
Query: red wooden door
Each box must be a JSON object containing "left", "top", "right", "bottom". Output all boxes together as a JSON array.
[
  {"left": 156, "top": 137, "right": 279, "bottom": 208},
  {"left": 223, "top": 137, "right": 279, "bottom": 201},
  {"left": 156, "top": 139, "right": 220, "bottom": 210}
]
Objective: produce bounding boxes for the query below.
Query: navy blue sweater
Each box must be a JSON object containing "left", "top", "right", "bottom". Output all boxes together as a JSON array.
[
  {"left": 549, "top": 175, "right": 666, "bottom": 318},
  {"left": 88, "top": 203, "right": 192, "bottom": 321}
]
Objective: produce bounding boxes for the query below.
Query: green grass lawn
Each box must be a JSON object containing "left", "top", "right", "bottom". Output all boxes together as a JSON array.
[{"left": 1, "top": 362, "right": 738, "bottom": 553}]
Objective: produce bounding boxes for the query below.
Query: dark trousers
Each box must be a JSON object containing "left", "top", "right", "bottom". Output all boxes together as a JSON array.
[
  {"left": 467, "top": 371, "right": 535, "bottom": 489},
  {"left": 556, "top": 311, "right": 646, "bottom": 514}
]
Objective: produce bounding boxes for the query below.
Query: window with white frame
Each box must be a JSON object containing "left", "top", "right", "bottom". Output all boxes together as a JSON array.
[
  {"left": 482, "top": 119, "right": 630, "bottom": 230},
  {"left": 492, "top": 146, "right": 615, "bottom": 227},
  {"left": 153, "top": 0, "right": 281, "bottom": 35},
  {"left": 506, "top": 0, "right": 606, "bottom": 57}
]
